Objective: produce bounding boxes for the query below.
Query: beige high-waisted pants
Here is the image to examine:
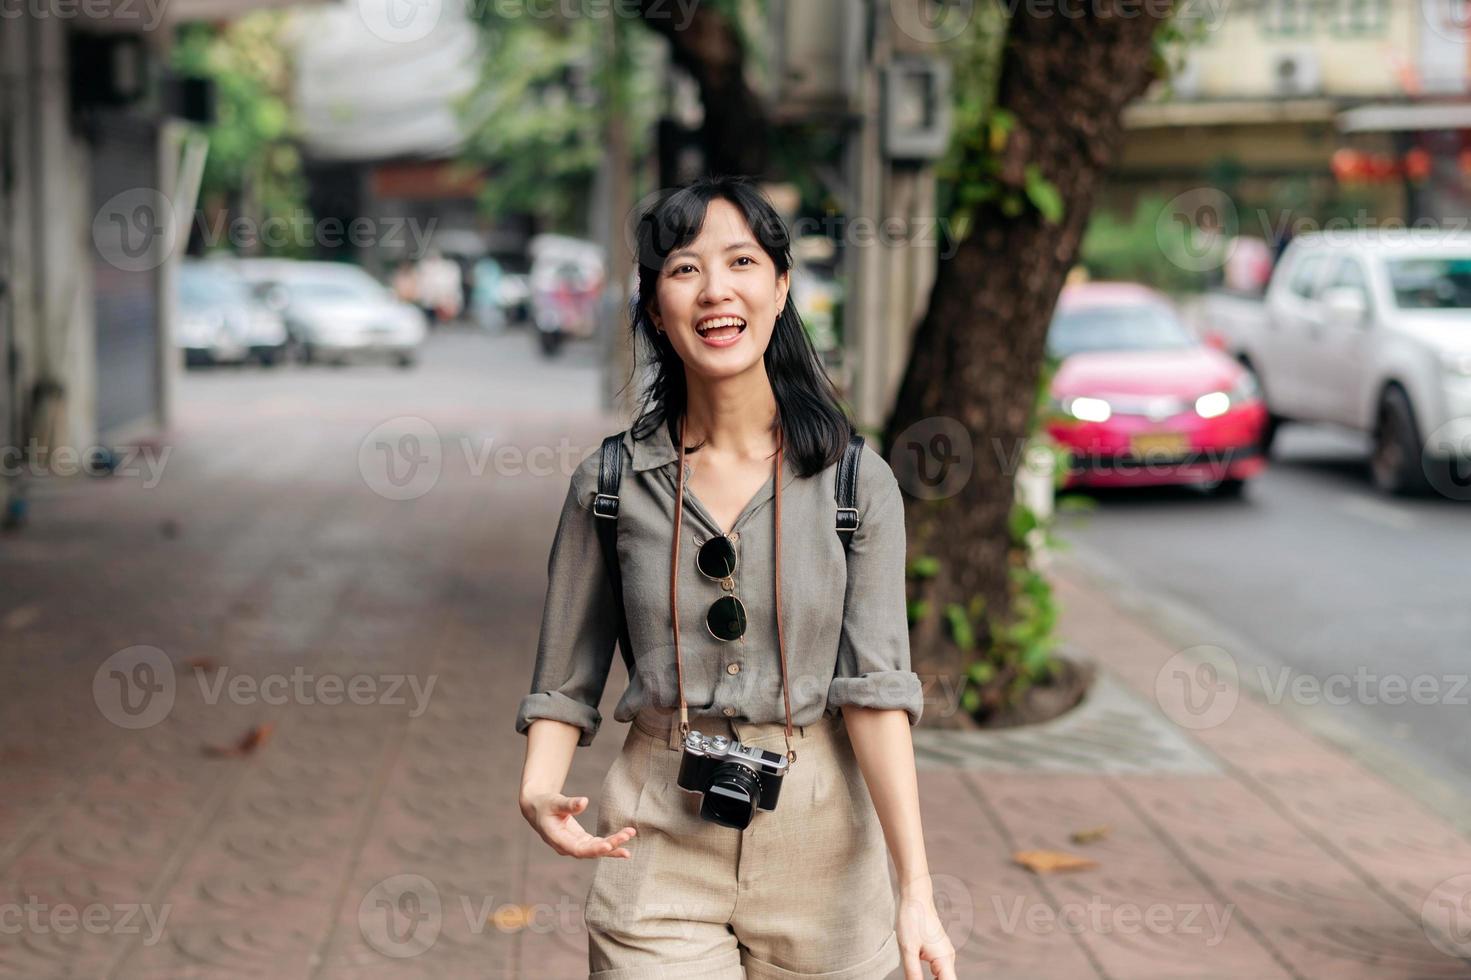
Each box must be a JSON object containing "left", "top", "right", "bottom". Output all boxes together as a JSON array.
[{"left": 584, "top": 707, "right": 900, "bottom": 979}]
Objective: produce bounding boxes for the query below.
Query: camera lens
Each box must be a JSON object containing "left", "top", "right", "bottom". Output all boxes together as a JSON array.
[{"left": 703, "top": 761, "right": 761, "bottom": 829}]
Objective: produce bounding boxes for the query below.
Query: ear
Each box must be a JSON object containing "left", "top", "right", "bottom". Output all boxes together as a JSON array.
[{"left": 776, "top": 269, "right": 791, "bottom": 315}]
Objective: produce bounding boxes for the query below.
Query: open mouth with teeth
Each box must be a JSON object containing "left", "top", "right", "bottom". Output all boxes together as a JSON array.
[{"left": 695, "top": 316, "right": 747, "bottom": 343}]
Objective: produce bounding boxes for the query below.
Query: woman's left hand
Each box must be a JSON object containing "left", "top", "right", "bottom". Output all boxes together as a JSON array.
[{"left": 896, "top": 887, "right": 958, "bottom": 979}]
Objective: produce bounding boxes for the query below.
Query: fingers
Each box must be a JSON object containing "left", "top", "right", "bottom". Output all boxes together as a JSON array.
[
  {"left": 550, "top": 794, "right": 588, "bottom": 816},
  {"left": 901, "top": 948, "right": 923, "bottom": 980},
  {"left": 924, "top": 947, "right": 958, "bottom": 980},
  {"left": 566, "top": 827, "right": 637, "bottom": 859},
  {"left": 544, "top": 816, "right": 637, "bottom": 859}
]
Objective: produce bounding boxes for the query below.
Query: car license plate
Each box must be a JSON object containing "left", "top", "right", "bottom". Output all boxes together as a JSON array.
[{"left": 1130, "top": 432, "right": 1188, "bottom": 458}]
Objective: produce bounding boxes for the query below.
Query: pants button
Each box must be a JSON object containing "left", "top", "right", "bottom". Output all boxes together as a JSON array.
[
  {"left": 722, "top": 706, "right": 736, "bottom": 717},
  {"left": 726, "top": 662, "right": 741, "bottom": 675}
]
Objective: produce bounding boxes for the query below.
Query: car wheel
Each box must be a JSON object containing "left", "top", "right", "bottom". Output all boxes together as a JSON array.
[
  {"left": 1370, "top": 387, "right": 1430, "bottom": 496},
  {"left": 537, "top": 329, "right": 564, "bottom": 357},
  {"left": 395, "top": 353, "right": 417, "bottom": 370},
  {"left": 1208, "top": 477, "right": 1248, "bottom": 498},
  {"left": 1258, "top": 413, "right": 1284, "bottom": 458},
  {"left": 1238, "top": 360, "right": 1282, "bottom": 458}
]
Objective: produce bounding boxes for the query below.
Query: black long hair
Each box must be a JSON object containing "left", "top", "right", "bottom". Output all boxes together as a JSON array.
[{"left": 624, "top": 175, "right": 854, "bottom": 478}]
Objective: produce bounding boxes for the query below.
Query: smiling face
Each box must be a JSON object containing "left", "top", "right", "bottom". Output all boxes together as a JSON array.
[{"left": 647, "top": 197, "right": 790, "bottom": 382}]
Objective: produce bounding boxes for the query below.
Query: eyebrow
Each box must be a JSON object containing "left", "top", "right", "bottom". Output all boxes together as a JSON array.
[{"left": 666, "top": 241, "right": 759, "bottom": 263}]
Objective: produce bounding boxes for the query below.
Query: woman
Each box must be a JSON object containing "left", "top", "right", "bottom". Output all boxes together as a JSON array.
[{"left": 516, "top": 176, "right": 959, "bottom": 980}]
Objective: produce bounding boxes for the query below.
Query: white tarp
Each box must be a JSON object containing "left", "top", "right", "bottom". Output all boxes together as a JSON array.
[{"left": 292, "top": 0, "right": 481, "bottom": 161}]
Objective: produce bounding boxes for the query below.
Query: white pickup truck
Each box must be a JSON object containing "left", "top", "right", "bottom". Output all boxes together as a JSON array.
[{"left": 1199, "top": 231, "right": 1471, "bottom": 496}]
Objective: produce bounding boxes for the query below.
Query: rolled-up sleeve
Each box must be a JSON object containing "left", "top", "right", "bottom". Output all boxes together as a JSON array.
[
  {"left": 826, "top": 453, "right": 924, "bottom": 725},
  {"left": 515, "top": 457, "right": 620, "bottom": 747}
]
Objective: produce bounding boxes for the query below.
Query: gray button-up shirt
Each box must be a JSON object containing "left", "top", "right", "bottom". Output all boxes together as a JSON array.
[{"left": 515, "top": 418, "right": 925, "bottom": 747}]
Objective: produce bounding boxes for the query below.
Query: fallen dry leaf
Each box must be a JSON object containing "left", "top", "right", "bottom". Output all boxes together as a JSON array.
[
  {"left": 203, "top": 723, "right": 274, "bottom": 758},
  {"left": 1070, "top": 825, "right": 1112, "bottom": 845},
  {"left": 491, "top": 904, "right": 534, "bottom": 932},
  {"left": 1013, "top": 849, "right": 1099, "bottom": 874}
]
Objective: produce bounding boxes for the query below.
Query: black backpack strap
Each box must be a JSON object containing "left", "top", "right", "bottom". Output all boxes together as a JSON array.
[
  {"left": 593, "top": 433, "right": 636, "bottom": 677},
  {"left": 836, "top": 431, "right": 864, "bottom": 552}
]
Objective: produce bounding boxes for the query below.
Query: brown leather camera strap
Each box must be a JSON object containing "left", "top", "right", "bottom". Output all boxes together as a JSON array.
[{"left": 670, "top": 413, "right": 796, "bottom": 767}]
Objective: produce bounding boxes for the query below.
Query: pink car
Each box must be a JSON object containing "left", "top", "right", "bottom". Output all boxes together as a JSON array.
[{"left": 1045, "top": 283, "right": 1268, "bottom": 496}]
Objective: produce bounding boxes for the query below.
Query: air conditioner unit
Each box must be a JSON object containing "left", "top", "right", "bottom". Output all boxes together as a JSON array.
[{"left": 1271, "top": 51, "right": 1321, "bottom": 97}]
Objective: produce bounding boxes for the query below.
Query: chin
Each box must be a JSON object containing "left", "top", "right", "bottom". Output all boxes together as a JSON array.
[{"left": 687, "top": 349, "right": 763, "bottom": 381}]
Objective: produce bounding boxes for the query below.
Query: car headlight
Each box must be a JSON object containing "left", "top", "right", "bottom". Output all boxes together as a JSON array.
[
  {"left": 1196, "top": 373, "right": 1259, "bottom": 419},
  {"left": 1057, "top": 396, "right": 1112, "bottom": 423},
  {"left": 1195, "top": 391, "right": 1232, "bottom": 419},
  {"left": 1440, "top": 351, "right": 1471, "bottom": 377}
]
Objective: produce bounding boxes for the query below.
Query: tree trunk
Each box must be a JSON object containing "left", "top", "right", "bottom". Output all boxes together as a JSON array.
[
  {"left": 882, "top": 4, "right": 1171, "bottom": 723},
  {"left": 637, "top": 0, "right": 770, "bottom": 178}
]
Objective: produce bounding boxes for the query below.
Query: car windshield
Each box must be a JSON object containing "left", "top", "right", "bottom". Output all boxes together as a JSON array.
[
  {"left": 180, "top": 268, "right": 255, "bottom": 309},
  {"left": 286, "top": 274, "right": 386, "bottom": 304},
  {"left": 1386, "top": 257, "right": 1471, "bottom": 310},
  {"left": 1047, "top": 303, "right": 1196, "bottom": 357}
]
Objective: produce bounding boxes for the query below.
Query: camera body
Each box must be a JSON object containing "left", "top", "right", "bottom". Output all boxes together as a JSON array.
[{"left": 676, "top": 730, "right": 789, "bottom": 830}]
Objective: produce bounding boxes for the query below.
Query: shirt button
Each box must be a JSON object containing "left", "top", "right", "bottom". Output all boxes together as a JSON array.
[
  {"left": 726, "top": 663, "right": 741, "bottom": 675},
  {"left": 722, "top": 706, "right": 736, "bottom": 717}
]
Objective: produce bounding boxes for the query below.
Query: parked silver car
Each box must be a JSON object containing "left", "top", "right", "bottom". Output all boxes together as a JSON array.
[
  {"left": 177, "top": 261, "right": 289, "bottom": 366},
  {"left": 235, "top": 259, "right": 427, "bottom": 368}
]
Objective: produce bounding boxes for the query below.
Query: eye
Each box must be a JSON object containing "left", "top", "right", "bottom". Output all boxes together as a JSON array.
[
  {"left": 670, "top": 263, "right": 696, "bottom": 275},
  {"left": 734, "top": 256, "right": 755, "bottom": 267}
]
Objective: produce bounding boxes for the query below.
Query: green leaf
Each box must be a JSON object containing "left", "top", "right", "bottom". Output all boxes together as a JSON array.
[
  {"left": 1021, "top": 642, "right": 1056, "bottom": 679},
  {"left": 944, "top": 603, "right": 976, "bottom": 652},
  {"left": 1024, "top": 164, "right": 1064, "bottom": 224},
  {"left": 907, "top": 555, "right": 941, "bottom": 580},
  {"left": 967, "top": 660, "right": 996, "bottom": 684},
  {"left": 906, "top": 598, "right": 931, "bottom": 625}
]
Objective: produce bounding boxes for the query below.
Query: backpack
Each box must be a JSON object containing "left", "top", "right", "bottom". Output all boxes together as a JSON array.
[{"left": 591, "top": 429, "right": 866, "bottom": 676}]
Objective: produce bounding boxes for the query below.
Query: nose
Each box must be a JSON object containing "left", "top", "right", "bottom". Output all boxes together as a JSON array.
[{"left": 697, "top": 266, "right": 735, "bottom": 306}]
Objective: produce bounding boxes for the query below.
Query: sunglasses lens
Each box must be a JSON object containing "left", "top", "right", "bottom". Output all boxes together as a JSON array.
[
  {"left": 707, "top": 595, "right": 747, "bottom": 642},
  {"left": 697, "top": 536, "right": 738, "bottom": 579}
]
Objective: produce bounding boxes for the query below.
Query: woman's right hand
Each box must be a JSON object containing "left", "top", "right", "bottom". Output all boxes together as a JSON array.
[{"left": 520, "top": 791, "right": 637, "bottom": 859}]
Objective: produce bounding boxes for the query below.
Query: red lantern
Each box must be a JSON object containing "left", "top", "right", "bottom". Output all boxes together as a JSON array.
[
  {"left": 1332, "top": 148, "right": 1363, "bottom": 183},
  {"left": 1405, "top": 147, "right": 1432, "bottom": 183}
]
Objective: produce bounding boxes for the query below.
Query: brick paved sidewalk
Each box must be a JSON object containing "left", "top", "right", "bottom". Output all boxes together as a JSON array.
[{"left": 1, "top": 341, "right": 1468, "bottom": 978}]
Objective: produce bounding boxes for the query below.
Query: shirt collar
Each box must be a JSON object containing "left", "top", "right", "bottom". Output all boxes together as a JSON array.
[
  {"left": 625, "top": 417, "right": 679, "bottom": 472},
  {"left": 623, "top": 416, "right": 799, "bottom": 493}
]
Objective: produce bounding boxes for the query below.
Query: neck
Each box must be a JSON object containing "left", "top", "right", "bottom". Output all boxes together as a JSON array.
[{"left": 681, "top": 362, "right": 779, "bottom": 458}]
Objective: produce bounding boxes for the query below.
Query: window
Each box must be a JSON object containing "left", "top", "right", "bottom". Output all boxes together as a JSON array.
[
  {"left": 1327, "top": 256, "right": 1368, "bottom": 295},
  {"left": 1261, "top": 0, "right": 1314, "bottom": 37},
  {"left": 1386, "top": 257, "right": 1471, "bottom": 310},
  {"left": 1331, "top": 0, "right": 1388, "bottom": 36},
  {"left": 1288, "top": 255, "right": 1327, "bottom": 299},
  {"left": 1320, "top": 257, "right": 1372, "bottom": 321}
]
